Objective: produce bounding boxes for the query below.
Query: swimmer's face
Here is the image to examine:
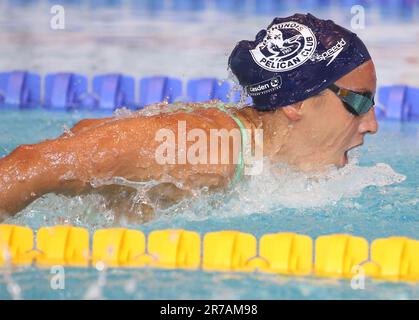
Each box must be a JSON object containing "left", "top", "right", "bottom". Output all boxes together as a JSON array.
[{"left": 283, "top": 60, "right": 378, "bottom": 170}]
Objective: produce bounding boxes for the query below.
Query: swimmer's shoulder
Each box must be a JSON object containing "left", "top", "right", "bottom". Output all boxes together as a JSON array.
[{"left": 232, "top": 105, "right": 262, "bottom": 132}]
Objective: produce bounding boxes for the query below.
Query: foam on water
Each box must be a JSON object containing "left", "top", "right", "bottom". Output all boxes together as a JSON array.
[
  {"left": 7, "top": 146, "right": 406, "bottom": 228},
  {"left": 226, "top": 151, "right": 406, "bottom": 211},
  {"left": 162, "top": 149, "right": 406, "bottom": 221}
]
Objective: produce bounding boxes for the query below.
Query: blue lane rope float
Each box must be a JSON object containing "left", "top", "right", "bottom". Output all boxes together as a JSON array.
[
  {"left": 0, "top": 70, "right": 418, "bottom": 121},
  {"left": 0, "top": 225, "right": 418, "bottom": 282}
]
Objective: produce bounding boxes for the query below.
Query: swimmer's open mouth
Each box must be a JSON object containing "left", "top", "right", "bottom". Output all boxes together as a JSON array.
[{"left": 343, "top": 142, "right": 364, "bottom": 164}]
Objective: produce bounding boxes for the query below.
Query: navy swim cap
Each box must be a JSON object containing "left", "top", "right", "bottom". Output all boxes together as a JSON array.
[{"left": 228, "top": 13, "right": 371, "bottom": 111}]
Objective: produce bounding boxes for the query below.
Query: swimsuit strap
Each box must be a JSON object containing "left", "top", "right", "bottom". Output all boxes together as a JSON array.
[
  {"left": 214, "top": 104, "right": 249, "bottom": 186},
  {"left": 177, "top": 103, "right": 249, "bottom": 185}
]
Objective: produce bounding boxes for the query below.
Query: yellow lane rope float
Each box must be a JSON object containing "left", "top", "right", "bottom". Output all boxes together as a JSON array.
[{"left": 0, "top": 224, "right": 418, "bottom": 282}]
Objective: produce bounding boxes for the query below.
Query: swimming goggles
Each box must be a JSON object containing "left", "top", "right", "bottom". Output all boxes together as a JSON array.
[{"left": 328, "top": 83, "right": 375, "bottom": 116}]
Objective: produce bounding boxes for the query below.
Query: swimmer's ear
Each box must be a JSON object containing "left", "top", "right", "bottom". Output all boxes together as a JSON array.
[{"left": 281, "top": 102, "right": 303, "bottom": 121}]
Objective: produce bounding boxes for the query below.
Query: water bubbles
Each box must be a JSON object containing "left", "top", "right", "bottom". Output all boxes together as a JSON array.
[
  {"left": 124, "top": 279, "right": 137, "bottom": 294},
  {"left": 113, "top": 107, "right": 134, "bottom": 118},
  {"left": 84, "top": 261, "right": 108, "bottom": 299},
  {"left": 62, "top": 124, "right": 74, "bottom": 137},
  {"left": 1, "top": 252, "right": 23, "bottom": 300},
  {"left": 95, "top": 261, "right": 105, "bottom": 272},
  {"left": 103, "top": 210, "right": 115, "bottom": 224},
  {"left": 225, "top": 67, "right": 251, "bottom": 108},
  {"left": 59, "top": 171, "right": 76, "bottom": 182},
  {"left": 89, "top": 176, "right": 106, "bottom": 189},
  {"left": 0, "top": 145, "right": 10, "bottom": 155},
  {"left": 7, "top": 283, "right": 22, "bottom": 300},
  {"left": 84, "top": 283, "right": 103, "bottom": 300}
]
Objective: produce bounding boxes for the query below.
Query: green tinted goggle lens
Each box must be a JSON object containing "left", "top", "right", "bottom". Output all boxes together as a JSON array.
[{"left": 328, "top": 84, "right": 375, "bottom": 116}]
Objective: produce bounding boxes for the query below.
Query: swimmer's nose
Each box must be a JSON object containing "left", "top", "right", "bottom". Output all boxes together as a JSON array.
[{"left": 358, "top": 108, "right": 379, "bottom": 135}]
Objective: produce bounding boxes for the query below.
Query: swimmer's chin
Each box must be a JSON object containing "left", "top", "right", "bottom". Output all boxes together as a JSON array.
[
  {"left": 338, "top": 142, "right": 364, "bottom": 168},
  {"left": 302, "top": 150, "right": 356, "bottom": 171},
  {"left": 272, "top": 144, "right": 362, "bottom": 172},
  {"left": 339, "top": 151, "right": 349, "bottom": 168}
]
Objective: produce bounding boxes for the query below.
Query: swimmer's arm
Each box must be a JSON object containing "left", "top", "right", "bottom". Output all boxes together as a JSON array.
[
  {"left": 0, "top": 114, "right": 234, "bottom": 218},
  {"left": 63, "top": 117, "right": 113, "bottom": 136},
  {"left": 0, "top": 117, "right": 160, "bottom": 217},
  {"left": 63, "top": 106, "right": 167, "bottom": 136}
]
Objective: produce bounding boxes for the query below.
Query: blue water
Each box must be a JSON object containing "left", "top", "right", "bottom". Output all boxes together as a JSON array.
[{"left": 0, "top": 109, "right": 418, "bottom": 299}]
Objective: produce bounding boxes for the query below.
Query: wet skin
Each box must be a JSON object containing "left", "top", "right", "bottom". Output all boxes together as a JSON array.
[{"left": 0, "top": 60, "right": 378, "bottom": 221}]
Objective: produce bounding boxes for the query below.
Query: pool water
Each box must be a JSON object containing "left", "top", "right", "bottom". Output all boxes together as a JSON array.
[{"left": 0, "top": 109, "right": 418, "bottom": 299}]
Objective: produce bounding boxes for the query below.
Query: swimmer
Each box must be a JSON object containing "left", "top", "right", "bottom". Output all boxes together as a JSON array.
[{"left": 0, "top": 14, "right": 378, "bottom": 222}]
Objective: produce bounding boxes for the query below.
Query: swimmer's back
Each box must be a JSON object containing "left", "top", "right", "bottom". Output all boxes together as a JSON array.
[{"left": 63, "top": 104, "right": 242, "bottom": 189}]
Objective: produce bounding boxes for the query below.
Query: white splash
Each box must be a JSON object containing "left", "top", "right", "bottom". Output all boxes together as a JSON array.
[
  {"left": 6, "top": 148, "right": 406, "bottom": 226},
  {"left": 223, "top": 151, "right": 406, "bottom": 213},
  {"left": 146, "top": 149, "right": 406, "bottom": 220}
]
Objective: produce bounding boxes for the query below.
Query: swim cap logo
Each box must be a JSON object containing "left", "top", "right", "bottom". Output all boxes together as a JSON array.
[
  {"left": 246, "top": 76, "right": 282, "bottom": 96},
  {"left": 310, "top": 38, "right": 347, "bottom": 66},
  {"left": 250, "top": 22, "right": 317, "bottom": 72},
  {"left": 270, "top": 78, "right": 280, "bottom": 87}
]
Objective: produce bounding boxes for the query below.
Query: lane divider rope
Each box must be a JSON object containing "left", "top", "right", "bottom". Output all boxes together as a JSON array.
[{"left": 0, "top": 224, "right": 418, "bottom": 282}]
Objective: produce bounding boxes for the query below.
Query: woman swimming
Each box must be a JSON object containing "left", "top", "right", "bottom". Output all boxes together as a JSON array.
[{"left": 0, "top": 14, "right": 378, "bottom": 221}]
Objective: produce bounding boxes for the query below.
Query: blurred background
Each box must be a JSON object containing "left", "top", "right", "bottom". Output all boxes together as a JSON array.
[{"left": 0, "top": 0, "right": 418, "bottom": 89}]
